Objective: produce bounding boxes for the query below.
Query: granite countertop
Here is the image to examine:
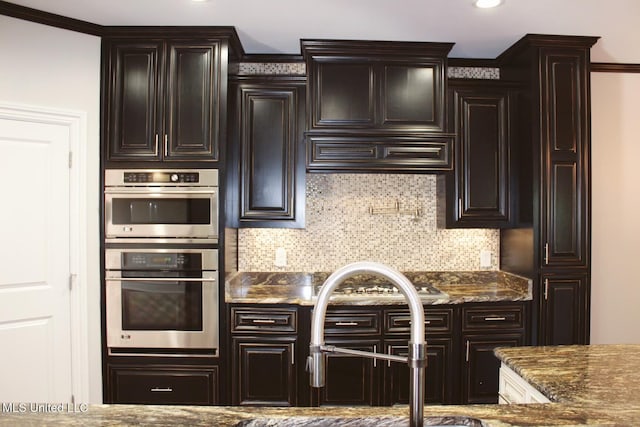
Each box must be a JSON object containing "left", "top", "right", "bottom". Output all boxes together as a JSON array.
[
  {"left": 225, "top": 270, "right": 532, "bottom": 305},
  {"left": 495, "top": 344, "right": 640, "bottom": 405},
  {"left": 1, "top": 398, "right": 638, "bottom": 426},
  {"left": 4, "top": 345, "right": 640, "bottom": 426}
]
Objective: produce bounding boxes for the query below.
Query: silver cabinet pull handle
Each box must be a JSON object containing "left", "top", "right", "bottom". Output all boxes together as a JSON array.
[
  {"left": 544, "top": 278, "right": 549, "bottom": 300},
  {"left": 291, "top": 343, "right": 295, "bottom": 366},
  {"left": 544, "top": 243, "right": 549, "bottom": 264},
  {"left": 150, "top": 387, "right": 173, "bottom": 392},
  {"left": 396, "top": 317, "right": 431, "bottom": 325},
  {"left": 252, "top": 319, "right": 276, "bottom": 324},
  {"left": 484, "top": 317, "right": 506, "bottom": 321},
  {"left": 335, "top": 321, "right": 358, "bottom": 326},
  {"left": 164, "top": 134, "right": 168, "bottom": 157},
  {"left": 373, "top": 344, "right": 377, "bottom": 368}
]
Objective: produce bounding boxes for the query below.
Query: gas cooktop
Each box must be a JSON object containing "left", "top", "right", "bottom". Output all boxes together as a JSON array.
[{"left": 312, "top": 274, "right": 448, "bottom": 300}]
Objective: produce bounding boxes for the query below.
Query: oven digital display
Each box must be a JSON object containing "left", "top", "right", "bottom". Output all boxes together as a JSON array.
[{"left": 121, "top": 253, "right": 202, "bottom": 270}]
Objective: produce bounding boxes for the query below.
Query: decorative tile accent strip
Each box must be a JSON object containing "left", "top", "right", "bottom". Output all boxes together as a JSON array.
[
  {"left": 238, "top": 174, "right": 500, "bottom": 272},
  {"left": 235, "top": 62, "right": 306, "bottom": 75},
  {"left": 232, "top": 64, "right": 496, "bottom": 79},
  {"left": 448, "top": 66, "right": 500, "bottom": 79}
]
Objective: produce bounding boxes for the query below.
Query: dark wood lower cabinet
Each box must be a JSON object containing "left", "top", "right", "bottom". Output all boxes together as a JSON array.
[
  {"left": 540, "top": 272, "right": 589, "bottom": 345},
  {"left": 231, "top": 338, "right": 297, "bottom": 406},
  {"left": 228, "top": 302, "right": 529, "bottom": 406},
  {"left": 108, "top": 365, "right": 219, "bottom": 405},
  {"left": 384, "top": 337, "right": 453, "bottom": 405},
  {"left": 313, "top": 339, "right": 381, "bottom": 406},
  {"left": 462, "top": 334, "right": 525, "bottom": 404}
]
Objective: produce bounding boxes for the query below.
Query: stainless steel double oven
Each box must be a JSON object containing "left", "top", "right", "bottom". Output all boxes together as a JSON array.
[{"left": 104, "top": 169, "right": 219, "bottom": 355}]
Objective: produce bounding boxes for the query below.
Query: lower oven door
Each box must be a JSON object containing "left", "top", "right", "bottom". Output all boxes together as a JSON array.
[{"left": 106, "top": 272, "right": 218, "bottom": 351}]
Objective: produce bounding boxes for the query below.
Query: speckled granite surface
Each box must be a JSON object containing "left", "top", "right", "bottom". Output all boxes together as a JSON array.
[
  {"left": 495, "top": 344, "right": 640, "bottom": 405},
  {"left": 225, "top": 271, "right": 532, "bottom": 306},
  {"left": 2, "top": 400, "right": 640, "bottom": 426}
]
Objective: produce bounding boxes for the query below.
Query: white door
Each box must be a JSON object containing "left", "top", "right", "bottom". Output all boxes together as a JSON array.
[{"left": 0, "top": 116, "right": 73, "bottom": 402}]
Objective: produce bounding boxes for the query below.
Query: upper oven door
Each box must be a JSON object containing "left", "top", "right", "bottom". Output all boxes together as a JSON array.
[{"left": 104, "top": 188, "right": 218, "bottom": 243}]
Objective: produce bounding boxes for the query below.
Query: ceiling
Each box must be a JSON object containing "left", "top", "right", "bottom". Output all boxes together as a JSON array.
[{"left": 4, "top": 0, "right": 640, "bottom": 62}]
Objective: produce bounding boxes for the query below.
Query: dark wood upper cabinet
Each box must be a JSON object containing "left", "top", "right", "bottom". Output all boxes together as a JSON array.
[
  {"left": 539, "top": 49, "right": 589, "bottom": 268},
  {"left": 314, "top": 62, "right": 374, "bottom": 128},
  {"left": 102, "top": 28, "right": 241, "bottom": 165},
  {"left": 227, "top": 76, "right": 306, "bottom": 228},
  {"left": 310, "top": 60, "right": 443, "bottom": 131},
  {"left": 438, "top": 81, "right": 518, "bottom": 228},
  {"left": 301, "top": 39, "right": 454, "bottom": 172},
  {"left": 381, "top": 64, "right": 438, "bottom": 128},
  {"left": 164, "top": 42, "right": 220, "bottom": 160},
  {"left": 105, "top": 41, "right": 163, "bottom": 161}
]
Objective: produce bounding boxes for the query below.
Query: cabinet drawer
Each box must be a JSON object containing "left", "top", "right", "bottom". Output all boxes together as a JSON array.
[
  {"left": 323, "top": 310, "right": 381, "bottom": 336},
  {"left": 231, "top": 307, "right": 297, "bottom": 334},
  {"left": 385, "top": 308, "right": 454, "bottom": 335},
  {"left": 109, "top": 366, "right": 218, "bottom": 405},
  {"left": 463, "top": 305, "right": 525, "bottom": 331}
]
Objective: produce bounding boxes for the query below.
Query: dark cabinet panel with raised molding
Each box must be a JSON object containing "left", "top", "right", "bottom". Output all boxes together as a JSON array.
[
  {"left": 301, "top": 39, "right": 454, "bottom": 172},
  {"left": 227, "top": 76, "right": 306, "bottom": 227},
  {"left": 438, "top": 81, "right": 519, "bottom": 228},
  {"left": 102, "top": 28, "right": 240, "bottom": 166}
]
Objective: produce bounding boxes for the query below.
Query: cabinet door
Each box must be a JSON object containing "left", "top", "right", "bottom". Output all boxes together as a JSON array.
[
  {"left": 232, "top": 338, "right": 297, "bottom": 406},
  {"left": 108, "top": 365, "right": 218, "bottom": 405},
  {"left": 237, "top": 83, "right": 305, "bottom": 226},
  {"left": 381, "top": 62, "right": 444, "bottom": 131},
  {"left": 314, "top": 339, "right": 381, "bottom": 406},
  {"left": 384, "top": 337, "right": 453, "bottom": 405},
  {"left": 540, "top": 49, "right": 589, "bottom": 267},
  {"left": 164, "top": 41, "right": 220, "bottom": 160},
  {"left": 106, "top": 41, "right": 163, "bottom": 161},
  {"left": 462, "top": 333, "right": 525, "bottom": 404},
  {"left": 540, "top": 273, "right": 589, "bottom": 345},
  {"left": 446, "top": 86, "right": 511, "bottom": 227},
  {"left": 311, "top": 62, "right": 375, "bottom": 129}
]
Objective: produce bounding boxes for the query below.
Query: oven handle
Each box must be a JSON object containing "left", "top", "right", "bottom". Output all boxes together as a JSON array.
[
  {"left": 106, "top": 277, "right": 217, "bottom": 282},
  {"left": 104, "top": 188, "right": 216, "bottom": 194}
]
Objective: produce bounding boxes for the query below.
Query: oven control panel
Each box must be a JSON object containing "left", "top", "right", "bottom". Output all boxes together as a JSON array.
[
  {"left": 104, "top": 169, "right": 218, "bottom": 188},
  {"left": 123, "top": 172, "right": 200, "bottom": 184}
]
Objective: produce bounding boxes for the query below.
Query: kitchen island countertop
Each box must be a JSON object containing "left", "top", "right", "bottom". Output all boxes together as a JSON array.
[
  {"left": 494, "top": 343, "right": 640, "bottom": 405},
  {"left": 4, "top": 345, "right": 640, "bottom": 425}
]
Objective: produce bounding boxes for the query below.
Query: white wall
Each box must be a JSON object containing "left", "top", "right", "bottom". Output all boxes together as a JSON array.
[
  {"left": 591, "top": 72, "right": 640, "bottom": 344},
  {"left": 0, "top": 16, "right": 102, "bottom": 402}
]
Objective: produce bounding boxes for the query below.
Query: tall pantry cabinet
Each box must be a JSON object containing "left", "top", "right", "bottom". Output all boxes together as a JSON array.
[{"left": 499, "top": 35, "right": 599, "bottom": 345}]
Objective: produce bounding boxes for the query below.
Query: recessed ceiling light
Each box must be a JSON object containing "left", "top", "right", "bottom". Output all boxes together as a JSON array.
[{"left": 474, "top": 0, "right": 503, "bottom": 8}]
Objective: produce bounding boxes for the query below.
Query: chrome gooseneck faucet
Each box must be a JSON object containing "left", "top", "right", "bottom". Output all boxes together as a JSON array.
[{"left": 308, "top": 262, "right": 427, "bottom": 427}]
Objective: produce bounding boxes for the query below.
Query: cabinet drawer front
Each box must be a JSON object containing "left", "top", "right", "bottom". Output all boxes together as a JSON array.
[
  {"left": 385, "top": 308, "right": 454, "bottom": 334},
  {"left": 324, "top": 311, "right": 381, "bottom": 336},
  {"left": 307, "top": 136, "right": 453, "bottom": 172},
  {"left": 463, "top": 305, "right": 525, "bottom": 331},
  {"left": 110, "top": 366, "right": 217, "bottom": 405},
  {"left": 231, "top": 307, "right": 297, "bottom": 334}
]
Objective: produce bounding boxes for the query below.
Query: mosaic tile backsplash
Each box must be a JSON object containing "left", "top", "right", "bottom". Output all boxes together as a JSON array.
[
  {"left": 231, "top": 63, "right": 499, "bottom": 80},
  {"left": 238, "top": 174, "right": 500, "bottom": 272}
]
